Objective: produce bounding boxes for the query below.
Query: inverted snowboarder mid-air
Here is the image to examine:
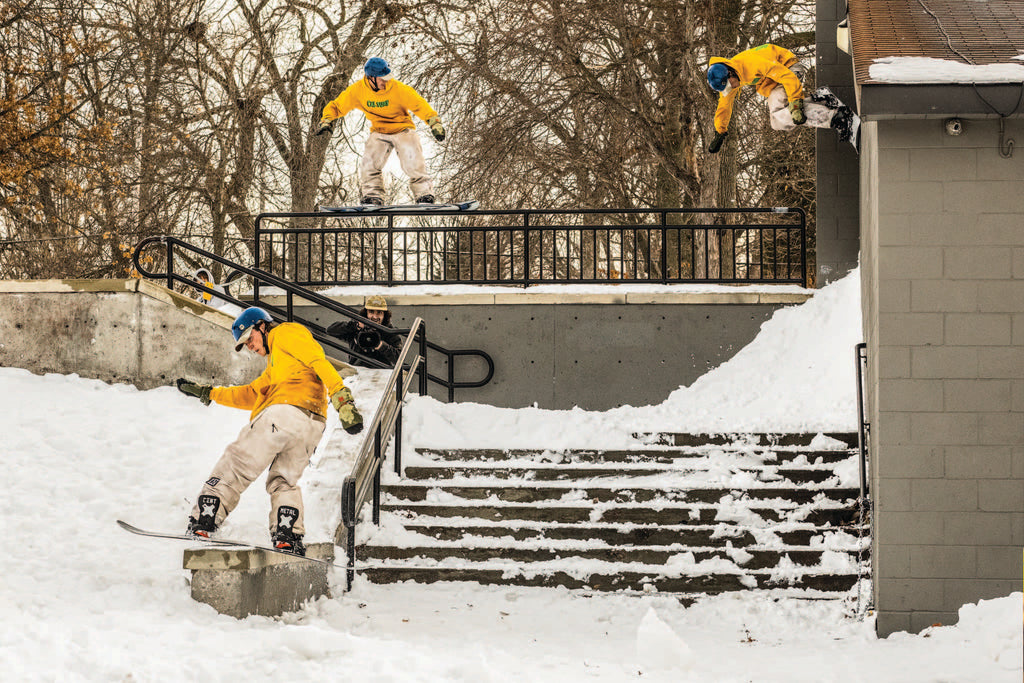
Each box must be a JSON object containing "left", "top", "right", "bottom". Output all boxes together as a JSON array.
[{"left": 705, "top": 43, "right": 860, "bottom": 153}]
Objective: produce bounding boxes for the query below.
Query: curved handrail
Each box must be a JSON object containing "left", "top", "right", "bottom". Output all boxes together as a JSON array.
[{"left": 131, "top": 235, "right": 495, "bottom": 398}]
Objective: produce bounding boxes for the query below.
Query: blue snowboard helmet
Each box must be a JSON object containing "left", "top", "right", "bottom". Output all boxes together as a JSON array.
[
  {"left": 232, "top": 307, "right": 273, "bottom": 351},
  {"left": 364, "top": 57, "right": 392, "bottom": 78},
  {"left": 707, "top": 63, "right": 731, "bottom": 92}
]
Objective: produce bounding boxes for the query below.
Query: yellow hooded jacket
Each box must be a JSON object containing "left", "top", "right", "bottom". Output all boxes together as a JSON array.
[
  {"left": 210, "top": 322, "right": 346, "bottom": 421},
  {"left": 710, "top": 44, "right": 803, "bottom": 134},
  {"left": 321, "top": 77, "right": 438, "bottom": 135}
]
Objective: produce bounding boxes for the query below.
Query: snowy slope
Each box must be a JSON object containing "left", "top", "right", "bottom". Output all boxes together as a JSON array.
[{"left": 0, "top": 267, "right": 1020, "bottom": 681}]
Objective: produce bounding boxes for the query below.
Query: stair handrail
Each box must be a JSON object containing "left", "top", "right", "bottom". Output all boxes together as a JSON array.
[
  {"left": 131, "top": 235, "right": 494, "bottom": 400},
  {"left": 854, "top": 342, "right": 870, "bottom": 500},
  {"left": 335, "top": 318, "right": 425, "bottom": 589}
]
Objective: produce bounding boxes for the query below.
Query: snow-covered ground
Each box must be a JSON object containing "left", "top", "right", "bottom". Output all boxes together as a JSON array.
[{"left": 1, "top": 268, "right": 1020, "bottom": 681}]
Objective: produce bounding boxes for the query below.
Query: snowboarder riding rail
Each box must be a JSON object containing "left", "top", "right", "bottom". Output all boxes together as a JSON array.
[
  {"left": 317, "top": 57, "right": 446, "bottom": 205},
  {"left": 175, "top": 307, "right": 364, "bottom": 556}
]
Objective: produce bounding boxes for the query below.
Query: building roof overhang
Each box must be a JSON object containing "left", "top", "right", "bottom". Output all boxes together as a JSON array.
[{"left": 848, "top": 0, "right": 1024, "bottom": 118}]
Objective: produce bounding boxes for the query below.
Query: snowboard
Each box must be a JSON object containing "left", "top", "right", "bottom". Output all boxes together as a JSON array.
[
  {"left": 318, "top": 200, "right": 479, "bottom": 213},
  {"left": 810, "top": 86, "right": 860, "bottom": 152},
  {"left": 116, "top": 519, "right": 340, "bottom": 568}
]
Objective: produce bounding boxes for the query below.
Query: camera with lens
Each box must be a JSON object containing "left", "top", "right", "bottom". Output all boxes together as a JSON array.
[{"left": 356, "top": 328, "right": 381, "bottom": 350}]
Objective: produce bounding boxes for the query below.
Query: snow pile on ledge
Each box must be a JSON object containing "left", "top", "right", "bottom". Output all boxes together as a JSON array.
[{"left": 402, "top": 266, "right": 863, "bottom": 451}]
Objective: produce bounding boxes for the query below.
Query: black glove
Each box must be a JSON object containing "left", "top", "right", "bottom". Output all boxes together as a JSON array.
[
  {"left": 357, "top": 328, "right": 381, "bottom": 350},
  {"left": 326, "top": 321, "right": 348, "bottom": 337},
  {"left": 708, "top": 130, "right": 728, "bottom": 154},
  {"left": 176, "top": 378, "right": 212, "bottom": 406},
  {"left": 316, "top": 119, "right": 334, "bottom": 137}
]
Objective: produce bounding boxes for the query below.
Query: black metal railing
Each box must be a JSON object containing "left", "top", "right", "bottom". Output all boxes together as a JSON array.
[
  {"left": 252, "top": 207, "right": 807, "bottom": 289},
  {"left": 131, "top": 236, "right": 494, "bottom": 401},
  {"left": 336, "top": 318, "right": 424, "bottom": 589},
  {"left": 854, "top": 341, "right": 874, "bottom": 615},
  {"left": 855, "top": 342, "right": 870, "bottom": 500}
]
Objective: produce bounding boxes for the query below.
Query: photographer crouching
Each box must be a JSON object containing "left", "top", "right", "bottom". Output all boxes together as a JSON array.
[{"left": 326, "top": 295, "right": 401, "bottom": 368}]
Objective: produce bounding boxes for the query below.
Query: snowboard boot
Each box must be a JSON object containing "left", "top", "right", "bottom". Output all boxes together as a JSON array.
[
  {"left": 415, "top": 194, "right": 436, "bottom": 204},
  {"left": 272, "top": 505, "right": 305, "bottom": 556},
  {"left": 360, "top": 196, "right": 383, "bottom": 206},
  {"left": 187, "top": 494, "right": 220, "bottom": 538}
]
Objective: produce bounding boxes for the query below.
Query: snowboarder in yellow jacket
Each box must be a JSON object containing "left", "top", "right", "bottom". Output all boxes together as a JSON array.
[
  {"left": 175, "top": 307, "right": 364, "bottom": 556},
  {"left": 317, "top": 57, "right": 446, "bottom": 205},
  {"left": 706, "top": 44, "right": 858, "bottom": 153}
]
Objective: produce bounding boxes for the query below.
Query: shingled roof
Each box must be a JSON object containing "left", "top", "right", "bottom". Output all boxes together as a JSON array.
[{"left": 847, "top": 0, "right": 1024, "bottom": 117}]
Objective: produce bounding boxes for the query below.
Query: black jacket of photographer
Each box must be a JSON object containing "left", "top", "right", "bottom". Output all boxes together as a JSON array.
[{"left": 326, "top": 308, "right": 402, "bottom": 368}]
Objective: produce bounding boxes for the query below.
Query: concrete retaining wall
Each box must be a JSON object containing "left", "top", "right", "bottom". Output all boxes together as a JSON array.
[
  {"left": 276, "top": 289, "right": 810, "bottom": 410},
  {"left": 0, "top": 279, "right": 264, "bottom": 388},
  {"left": 0, "top": 279, "right": 810, "bottom": 411}
]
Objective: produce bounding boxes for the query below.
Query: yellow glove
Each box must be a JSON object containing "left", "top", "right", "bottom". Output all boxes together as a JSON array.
[
  {"left": 789, "top": 99, "right": 806, "bottom": 125},
  {"left": 426, "top": 115, "right": 445, "bottom": 142},
  {"left": 330, "top": 387, "right": 363, "bottom": 435}
]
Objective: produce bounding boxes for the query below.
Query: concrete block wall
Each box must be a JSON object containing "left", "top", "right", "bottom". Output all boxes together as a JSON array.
[
  {"left": 817, "top": 0, "right": 861, "bottom": 285},
  {"left": 862, "top": 118, "right": 1024, "bottom": 636}
]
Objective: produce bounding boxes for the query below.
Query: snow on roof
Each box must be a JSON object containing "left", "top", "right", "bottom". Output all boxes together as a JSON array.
[{"left": 869, "top": 56, "right": 1024, "bottom": 84}]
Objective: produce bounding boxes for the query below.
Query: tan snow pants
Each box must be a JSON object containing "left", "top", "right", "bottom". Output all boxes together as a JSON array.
[
  {"left": 360, "top": 128, "right": 433, "bottom": 200},
  {"left": 190, "top": 403, "right": 326, "bottom": 535},
  {"left": 766, "top": 84, "right": 838, "bottom": 132}
]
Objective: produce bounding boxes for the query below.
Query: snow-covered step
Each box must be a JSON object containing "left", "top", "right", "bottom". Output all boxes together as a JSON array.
[
  {"left": 360, "top": 544, "right": 860, "bottom": 571},
  {"left": 416, "top": 447, "right": 857, "bottom": 465},
  {"left": 379, "top": 502, "right": 861, "bottom": 526},
  {"left": 380, "top": 522, "right": 843, "bottom": 548},
  {"left": 382, "top": 484, "right": 861, "bottom": 505},
  {"left": 402, "top": 465, "right": 844, "bottom": 484},
  {"left": 637, "top": 432, "right": 859, "bottom": 448},
  {"left": 354, "top": 565, "right": 860, "bottom": 594}
]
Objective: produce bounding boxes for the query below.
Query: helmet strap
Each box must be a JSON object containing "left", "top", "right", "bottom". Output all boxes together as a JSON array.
[{"left": 256, "top": 321, "right": 269, "bottom": 351}]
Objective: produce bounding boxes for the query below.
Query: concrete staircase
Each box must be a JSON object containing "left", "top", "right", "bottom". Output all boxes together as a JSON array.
[{"left": 358, "top": 432, "right": 869, "bottom": 598}]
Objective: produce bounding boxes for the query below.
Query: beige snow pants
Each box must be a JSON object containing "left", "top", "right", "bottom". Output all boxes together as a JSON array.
[
  {"left": 766, "top": 84, "right": 838, "bottom": 132},
  {"left": 360, "top": 128, "right": 433, "bottom": 200},
  {"left": 190, "top": 403, "right": 326, "bottom": 535}
]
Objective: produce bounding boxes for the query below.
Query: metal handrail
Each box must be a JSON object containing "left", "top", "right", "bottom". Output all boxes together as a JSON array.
[
  {"left": 336, "top": 318, "right": 426, "bottom": 589},
  {"left": 855, "top": 342, "right": 870, "bottom": 500},
  {"left": 131, "top": 235, "right": 494, "bottom": 400},
  {"left": 252, "top": 206, "right": 808, "bottom": 288}
]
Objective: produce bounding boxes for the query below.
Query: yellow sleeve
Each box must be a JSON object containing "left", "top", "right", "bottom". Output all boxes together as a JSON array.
[
  {"left": 280, "top": 325, "right": 347, "bottom": 397},
  {"left": 400, "top": 82, "right": 438, "bottom": 122},
  {"left": 768, "top": 64, "right": 804, "bottom": 102},
  {"left": 321, "top": 83, "right": 359, "bottom": 122},
  {"left": 210, "top": 367, "right": 270, "bottom": 410},
  {"left": 714, "top": 89, "right": 739, "bottom": 134}
]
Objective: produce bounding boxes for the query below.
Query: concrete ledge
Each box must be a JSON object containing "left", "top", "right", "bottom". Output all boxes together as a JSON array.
[
  {"left": 184, "top": 543, "right": 334, "bottom": 618},
  {"left": 0, "top": 279, "right": 354, "bottom": 386},
  {"left": 259, "top": 288, "right": 812, "bottom": 307}
]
